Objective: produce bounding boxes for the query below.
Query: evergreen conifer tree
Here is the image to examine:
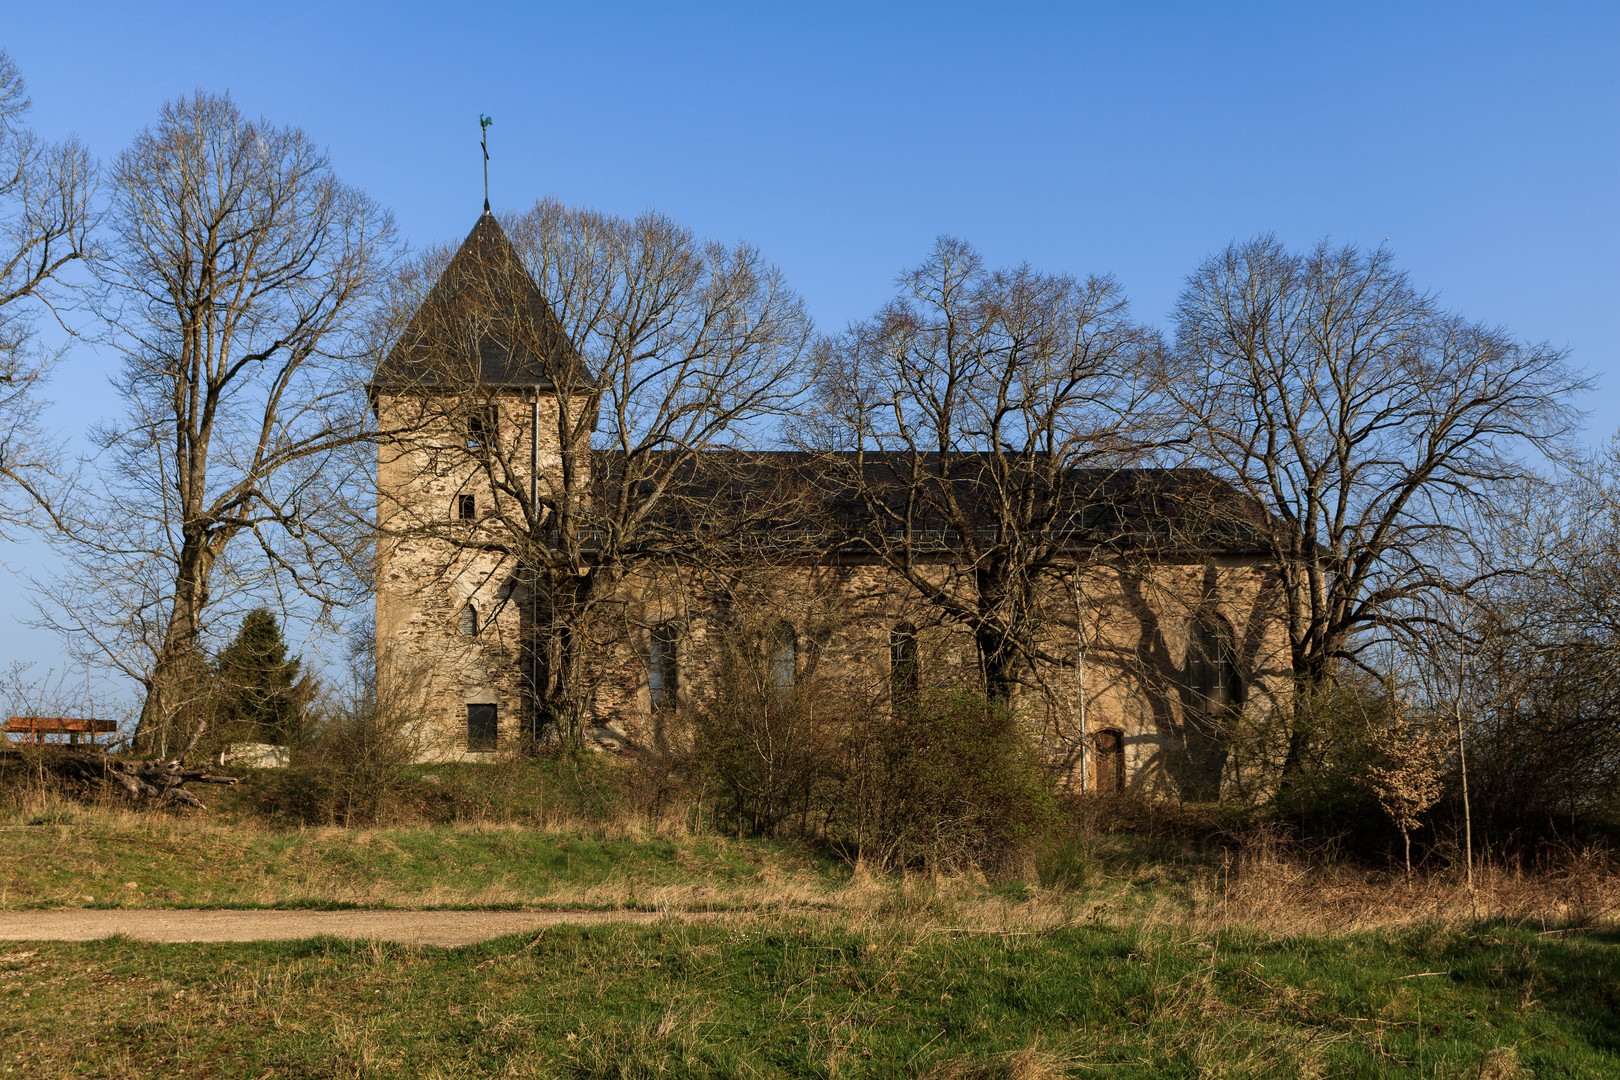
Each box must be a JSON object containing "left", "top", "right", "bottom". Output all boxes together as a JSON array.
[{"left": 214, "top": 608, "right": 311, "bottom": 746}]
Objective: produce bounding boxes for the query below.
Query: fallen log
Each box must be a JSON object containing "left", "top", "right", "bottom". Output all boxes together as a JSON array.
[{"left": 0, "top": 747, "right": 240, "bottom": 809}]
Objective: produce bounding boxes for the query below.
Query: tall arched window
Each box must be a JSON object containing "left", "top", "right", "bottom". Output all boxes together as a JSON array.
[
  {"left": 649, "top": 622, "right": 678, "bottom": 712},
  {"left": 458, "top": 604, "right": 478, "bottom": 637},
  {"left": 890, "top": 623, "right": 919, "bottom": 708},
  {"left": 466, "top": 403, "right": 496, "bottom": 449},
  {"left": 769, "top": 623, "right": 797, "bottom": 699},
  {"left": 1184, "top": 616, "right": 1240, "bottom": 718}
]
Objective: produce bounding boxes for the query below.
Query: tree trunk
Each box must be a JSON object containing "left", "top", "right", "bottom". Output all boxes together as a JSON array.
[
  {"left": 976, "top": 625, "right": 1018, "bottom": 704},
  {"left": 132, "top": 531, "right": 216, "bottom": 755},
  {"left": 529, "top": 562, "right": 597, "bottom": 747},
  {"left": 1277, "top": 646, "right": 1333, "bottom": 792}
]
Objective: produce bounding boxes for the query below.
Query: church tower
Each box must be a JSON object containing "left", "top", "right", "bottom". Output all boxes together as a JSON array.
[{"left": 369, "top": 211, "right": 580, "bottom": 758}]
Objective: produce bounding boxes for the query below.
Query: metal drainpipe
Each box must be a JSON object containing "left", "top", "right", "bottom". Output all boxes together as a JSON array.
[
  {"left": 531, "top": 391, "right": 540, "bottom": 742},
  {"left": 1073, "top": 566, "right": 1087, "bottom": 794}
]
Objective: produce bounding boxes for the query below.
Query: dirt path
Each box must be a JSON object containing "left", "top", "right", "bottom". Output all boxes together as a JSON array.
[{"left": 0, "top": 908, "right": 728, "bottom": 947}]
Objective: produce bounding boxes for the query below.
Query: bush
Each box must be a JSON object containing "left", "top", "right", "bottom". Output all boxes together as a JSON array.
[
  {"left": 1263, "top": 679, "right": 1403, "bottom": 854},
  {"left": 689, "top": 677, "right": 840, "bottom": 839},
  {"left": 682, "top": 604, "right": 1058, "bottom": 878},
  {"left": 686, "top": 611, "right": 847, "bottom": 839},
  {"left": 249, "top": 645, "right": 429, "bottom": 826},
  {"left": 257, "top": 699, "right": 420, "bottom": 826},
  {"left": 831, "top": 689, "right": 1058, "bottom": 877}
]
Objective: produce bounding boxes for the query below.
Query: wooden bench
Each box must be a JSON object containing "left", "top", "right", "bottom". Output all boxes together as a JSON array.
[{"left": 4, "top": 717, "right": 118, "bottom": 746}]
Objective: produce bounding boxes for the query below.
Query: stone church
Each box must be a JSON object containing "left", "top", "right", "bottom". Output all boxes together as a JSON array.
[{"left": 371, "top": 211, "right": 1293, "bottom": 796}]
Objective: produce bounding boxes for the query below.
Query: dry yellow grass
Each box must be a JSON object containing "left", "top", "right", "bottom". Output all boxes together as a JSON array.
[
  {"left": 1183, "top": 841, "right": 1620, "bottom": 936},
  {"left": 3, "top": 784, "right": 1615, "bottom": 938}
]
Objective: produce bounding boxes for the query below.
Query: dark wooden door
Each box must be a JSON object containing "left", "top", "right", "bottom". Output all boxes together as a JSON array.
[{"left": 1093, "top": 729, "right": 1125, "bottom": 792}]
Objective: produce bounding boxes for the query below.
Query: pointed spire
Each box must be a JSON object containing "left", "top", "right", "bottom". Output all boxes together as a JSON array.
[{"left": 371, "top": 211, "right": 589, "bottom": 392}]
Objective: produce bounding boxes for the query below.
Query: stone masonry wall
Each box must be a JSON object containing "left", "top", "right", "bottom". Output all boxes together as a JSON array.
[
  {"left": 575, "top": 554, "right": 1291, "bottom": 797},
  {"left": 374, "top": 390, "right": 562, "bottom": 760}
]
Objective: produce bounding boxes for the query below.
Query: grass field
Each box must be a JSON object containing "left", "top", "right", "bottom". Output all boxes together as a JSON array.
[
  {"left": 2, "top": 774, "right": 1617, "bottom": 1076},
  {"left": 0, "top": 817, "right": 843, "bottom": 912},
  {"left": 2, "top": 806, "right": 1612, "bottom": 939},
  {"left": 3, "top": 918, "right": 1615, "bottom": 1078}
]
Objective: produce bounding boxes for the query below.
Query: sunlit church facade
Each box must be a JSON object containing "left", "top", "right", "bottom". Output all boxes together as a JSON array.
[{"left": 372, "top": 212, "right": 1293, "bottom": 797}]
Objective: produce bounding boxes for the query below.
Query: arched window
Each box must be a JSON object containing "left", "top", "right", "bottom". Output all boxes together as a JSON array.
[
  {"left": 769, "top": 623, "right": 797, "bottom": 699},
  {"left": 649, "top": 622, "right": 678, "bottom": 712},
  {"left": 1185, "top": 616, "right": 1241, "bottom": 717},
  {"left": 458, "top": 604, "right": 478, "bottom": 637},
  {"left": 890, "top": 623, "right": 919, "bottom": 708},
  {"left": 466, "top": 403, "right": 496, "bottom": 449}
]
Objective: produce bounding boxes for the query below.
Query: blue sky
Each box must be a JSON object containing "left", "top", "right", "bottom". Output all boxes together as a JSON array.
[{"left": 3, "top": 1, "right": 1617, "bottom": 687}]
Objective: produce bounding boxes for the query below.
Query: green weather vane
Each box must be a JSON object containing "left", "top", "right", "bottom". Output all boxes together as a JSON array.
[{"left": 480, "top": 114, "right": 494, "bottom": 212}]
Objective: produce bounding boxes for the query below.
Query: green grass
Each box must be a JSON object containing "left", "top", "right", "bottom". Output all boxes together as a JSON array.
[
  {"left": 0, "top": 821, "right": 845, "bottom": 910},
  {"left": 4, "top": 767, "right": 1616, "bottom": 1075},
  {"left": 2, "top": 919, "right": 1614, "bottom": 1077}
]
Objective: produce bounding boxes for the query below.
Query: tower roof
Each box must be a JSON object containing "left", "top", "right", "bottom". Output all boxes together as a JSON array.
[{"left": 371, "top": 212, "right": 584, "bottom": 391}]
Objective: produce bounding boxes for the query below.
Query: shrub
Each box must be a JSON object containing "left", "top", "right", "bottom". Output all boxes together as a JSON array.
[
  {"left": 688, "top": 665, "right": 842, "bottom": 839},
  {"left": 256, "top": 646, "right": 429, "bottom": 826},
  {"left": 1265, "top": 678, "right": 1400, "bottom": 851},
  {"left": 686, "top": 607, "right": 849, "bottom": 838},
  {"left": 831, "top": 689, "right": 1058, "bottom": 877}
]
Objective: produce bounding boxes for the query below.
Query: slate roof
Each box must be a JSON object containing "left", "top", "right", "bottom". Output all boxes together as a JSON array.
[
  {"left": 597, "top": 450, "right": 1275, "bottom": 557},
  {"left": 370, "top": 212, "right": 585, "bottom": 391}
]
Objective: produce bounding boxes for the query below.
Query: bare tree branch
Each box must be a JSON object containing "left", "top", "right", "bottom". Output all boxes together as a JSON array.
[
  {"left": 41, "top": 91, "right": 394, "bottom": 757},
  {"left": 0, "top": 49, "right": 98, "bottom": 533},
  {"left": 801, "top": 237, "right": 1177, "bottom": 700},
  {"left": 1163, "top": 235, "right": 1586, "bottom": 777}
]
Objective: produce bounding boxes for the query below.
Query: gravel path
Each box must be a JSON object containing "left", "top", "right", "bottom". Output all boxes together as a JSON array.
[{"left": 0, "top": 908, "right": 723, "bottom": 946}]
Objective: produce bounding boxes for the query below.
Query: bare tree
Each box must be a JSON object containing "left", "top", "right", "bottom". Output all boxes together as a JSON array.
[
  {"left": 44, "top": 92, "right": 394, "bottom": 757},
  {"left": 1429, "top": 451, "right": 1620, "bottom": 842},
  {"left": 0, "top": 49, "right": 96, "bottom": 528},
  {"left": 802, "top": 237, "right": 1169, "bottom": 701},
  {"left": 373, "top": 199, "right": 812, "bottom": 743},
  {"left": 1166, "top": 236, "right": 1584, "bottom": 775}
]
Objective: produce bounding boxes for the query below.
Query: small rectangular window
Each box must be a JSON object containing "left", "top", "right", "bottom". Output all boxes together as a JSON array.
[
  {"left": 457, "top": 493, "right": 476, "bottom": 520},
  {"left": 467, "top": 703, "right": 497, "bottom": 751}
]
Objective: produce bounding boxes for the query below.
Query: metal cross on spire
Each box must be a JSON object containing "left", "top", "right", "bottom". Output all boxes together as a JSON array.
[{"left": 479, "top": 114, "right": 494, "bottom": 213}]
